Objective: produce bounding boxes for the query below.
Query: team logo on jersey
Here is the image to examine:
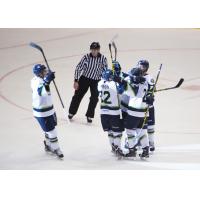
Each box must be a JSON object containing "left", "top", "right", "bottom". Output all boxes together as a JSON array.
[{"left": 151, "top": 78, "right": 155, "bottom": 83}]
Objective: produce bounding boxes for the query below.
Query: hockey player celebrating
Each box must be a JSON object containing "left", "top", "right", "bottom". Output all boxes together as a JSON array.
[
  {"left": 98, "top": 69, "right": 124, "bottom": 155},
  {"left": 112, "top": 60, "right": 154, "bottom": 158},
  {"left": 31, "top": 64, "right": 64, "bottom": 158},
  {"left": 112, "top": 61, "right": 146, "bottom": 122},
  {"left": 124, "top": 60, "right": 154, "bottom": 158},
  {"left": 129, "top": 60, "right": 156, "bottom": 152}
]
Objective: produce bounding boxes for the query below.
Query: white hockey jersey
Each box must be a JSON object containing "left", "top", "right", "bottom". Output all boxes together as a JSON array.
[
  {"left": 121, "top": 73, "right": 155, "bottom": 117},
  {"left": 31, "top": 76, "right": 55, "bottom": 117},
  {"left": 120, "top": 76, "right": 138, "bottom": 112},
  {"left": 98, "top": 79, "right": 121, "bottom": 115},
  {"left": 127, "top": 80, "right": 148, "bottom": 117},
  {"left": 122, "top": 75, "right": 149, "bottom": 117}
]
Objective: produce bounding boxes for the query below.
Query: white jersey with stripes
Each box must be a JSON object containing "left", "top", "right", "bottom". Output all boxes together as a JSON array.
[
  {"left": 31, "top": 76, "right": 55, "bottom": 118},
  {"left": 98, "top": 79, "right": 121, "bottom": 115}
]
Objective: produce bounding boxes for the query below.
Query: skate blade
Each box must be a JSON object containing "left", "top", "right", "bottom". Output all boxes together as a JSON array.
[
  {"left": 123, "top": 157, "right": 137, "bottom": 161},
  {"left": 139, "top": 156, "right": 149, "bottom": 161},
  {"left": 118, "top": 154, "right": 137, "bottom": 160},
  {"left": 116, "top": 155, "right": 123, "bottom": 160},
  {"left": 149, "top": 151, "right": 155, "bottom": 155},
  {"left": 47, "top": 149, "right": 64, "bottom": 160},
  {"left": 52, "top": 153, "right": 64, "bottom": 160},
  {"left": 57, "top": 155, "right": 64, "bottom": 160}
]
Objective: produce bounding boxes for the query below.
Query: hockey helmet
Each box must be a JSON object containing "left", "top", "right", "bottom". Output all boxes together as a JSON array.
[{"left": 33, "top": 64, "right": 46, "bottom": 76}]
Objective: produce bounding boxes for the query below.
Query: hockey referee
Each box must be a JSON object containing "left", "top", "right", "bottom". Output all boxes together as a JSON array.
[{"left": 68, "top": 42, "right": 108, "bottom": 123}]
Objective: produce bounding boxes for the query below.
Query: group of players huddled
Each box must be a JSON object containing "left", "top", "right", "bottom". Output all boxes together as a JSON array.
[
  {"left": 98, "top": 60, "right": 156, "bottom": 159},
  {"left": 31, "top": 58, "right": 155, "bottom": 160}
]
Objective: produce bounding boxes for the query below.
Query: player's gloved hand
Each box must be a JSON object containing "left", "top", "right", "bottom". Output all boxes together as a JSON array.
[
  {"left": 131, "top": 76, "right": 146, "bottom": 84},
  {"left": 44, "top": 71, "right": 55, "bottom": 84},
  {"left": 145, "top": 94, "right": 155, "bottom": 105}
]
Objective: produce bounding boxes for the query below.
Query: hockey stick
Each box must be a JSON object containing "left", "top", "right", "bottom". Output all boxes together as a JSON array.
[
  {"left": 109, "top": 41, "right": 118, "bottom": 74},
  {"left": 30, "top": 42, "right": 69, "bottom": 122},
  {"left": 140, "top": 64, "right": 163, "bottom": 129},
  {"left": 136, "top": 64, "right": 163, "bottom": 146},
  {"left": 109, "top": 34, "right": 118, "bottom": 62},
  {"left": 108, "top": 38, "right": 123, "bottom": 114},
  {"left": 155, "top": 78, "right": 184, "bottom": 92},
  {"left": 152, "top": 64, "right": 163, "bottom": 94},
  {"left": 109, "top": 41, "right": 117, "bottom": 61},
  {"left": 109, "top": 43, "right": 114, "bottom": 61},
  {"left": 112, "top": 42, "right": 117, "bottom": 61}
]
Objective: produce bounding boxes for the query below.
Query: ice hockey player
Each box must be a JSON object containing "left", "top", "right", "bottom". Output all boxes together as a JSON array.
[
  {"left": 112, "top": 60, "right": 154, "bottom": 158},
  {"left": 98, "top": 69, "right": 124, "bottom": 156},
  {"left": 31, "top": 64, "right": 64, "bottom": 158},
  {"left": 129, "top": 60, "right": 156, "bottom": 152},
  {"left": 111, "top": 62, "right": 145, "bottom": 120}
]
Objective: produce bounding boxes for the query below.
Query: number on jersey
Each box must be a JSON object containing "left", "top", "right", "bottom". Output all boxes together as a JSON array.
[{"left": 102, "top": 91, "right": 111, "bottom": 104}]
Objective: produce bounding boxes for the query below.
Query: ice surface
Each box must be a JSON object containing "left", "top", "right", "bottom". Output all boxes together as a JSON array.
[{"left": 0, "top": 28, "right": 200, "bottom": 169}]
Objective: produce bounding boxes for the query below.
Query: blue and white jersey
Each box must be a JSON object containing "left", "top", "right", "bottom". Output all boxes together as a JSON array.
[
  {"left": 120, "top": 75, "right": 138, "bottom": 113},
  {"left": 98, "top": 79, "right": 121, "bottom": 115},
  {"left": 119, "top": 75, "right": 149, "bottom": 118},
  {"left": 127, "top": 80, "right": 149, "bottom": 118},
  {"left": 31, "top": 76, "right": 55, "bottom": 118}
]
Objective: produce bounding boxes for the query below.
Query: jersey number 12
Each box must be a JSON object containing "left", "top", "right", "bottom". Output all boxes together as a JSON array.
[{"left": 102, "top": 91, "right": 111, "bottom": 104}]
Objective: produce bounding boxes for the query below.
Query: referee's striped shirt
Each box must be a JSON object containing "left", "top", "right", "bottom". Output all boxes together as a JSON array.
[{"left": 74, "top": 53, "right": 108, "bottom": 81}]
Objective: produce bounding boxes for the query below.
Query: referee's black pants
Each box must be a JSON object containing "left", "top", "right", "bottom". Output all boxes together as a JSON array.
[{"left": 69, "top": 76, "right": 99, "bottom": 118}]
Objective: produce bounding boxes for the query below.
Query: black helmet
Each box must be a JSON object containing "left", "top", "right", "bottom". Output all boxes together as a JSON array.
[
  {"left": 90, "top": 42, "right": 100, "bottom": 50},
  {"left": 137, "top": 60, "right": 149, "bottom": 72},
  {"left": 130, "top": 67, "right": 143, "bottom": 77}
]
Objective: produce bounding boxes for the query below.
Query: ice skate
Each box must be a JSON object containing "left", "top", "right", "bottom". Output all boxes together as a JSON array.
[
  {"left": 139, "top": 146, "right": 149, "bottom": 160},
  {"left": 52, "top": 148, "right": 64, "bottom": 159},
  {"left": 149, "top": 145, "right": 155, "bottom": 152},
  {"left": 123, "top": 147, "right": 137, "bottom": 158},
  {"left": 111, "top": 144, "right": 116, "bottom": 154},
  {"left": 68, "top": 113, "right": 74, "bottom": 120},
  {"left": 114, "top": 146, "right": 124, "bottom": 159},
  {"left": 44, "top": 140, "right": 51, "bottom": 152},
  {"left": 87, "top": 117, "right": 92, "bottom": 123}
]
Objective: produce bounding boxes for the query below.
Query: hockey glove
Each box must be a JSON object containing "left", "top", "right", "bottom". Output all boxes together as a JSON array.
[
  {"left": 44, "top": 71, "right": 55, "bottom": 84},
  {"left": 145, "top": 94, "right": 155, "bottom": 105},
  {"left": 131, "top": 76, "right": 146, "bottom": 84}
]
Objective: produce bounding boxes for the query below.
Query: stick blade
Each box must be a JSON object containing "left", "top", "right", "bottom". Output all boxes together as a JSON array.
[
  {"left": 111, "top": 41, "right": 117, "bottom": 49},
  {"left": 176, "top": 78, "right": 184, "bottom": 88},
  {"left": 29, "top": 42, "right": 43, "bottom": 52},
  {"left": 110, "top": 34, "right": 119, "bottom": 43}
]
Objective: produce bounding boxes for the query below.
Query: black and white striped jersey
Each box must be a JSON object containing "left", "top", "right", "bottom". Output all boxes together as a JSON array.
[{"left": 74, "top": 53, "right": 108, "bottom": 81}]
